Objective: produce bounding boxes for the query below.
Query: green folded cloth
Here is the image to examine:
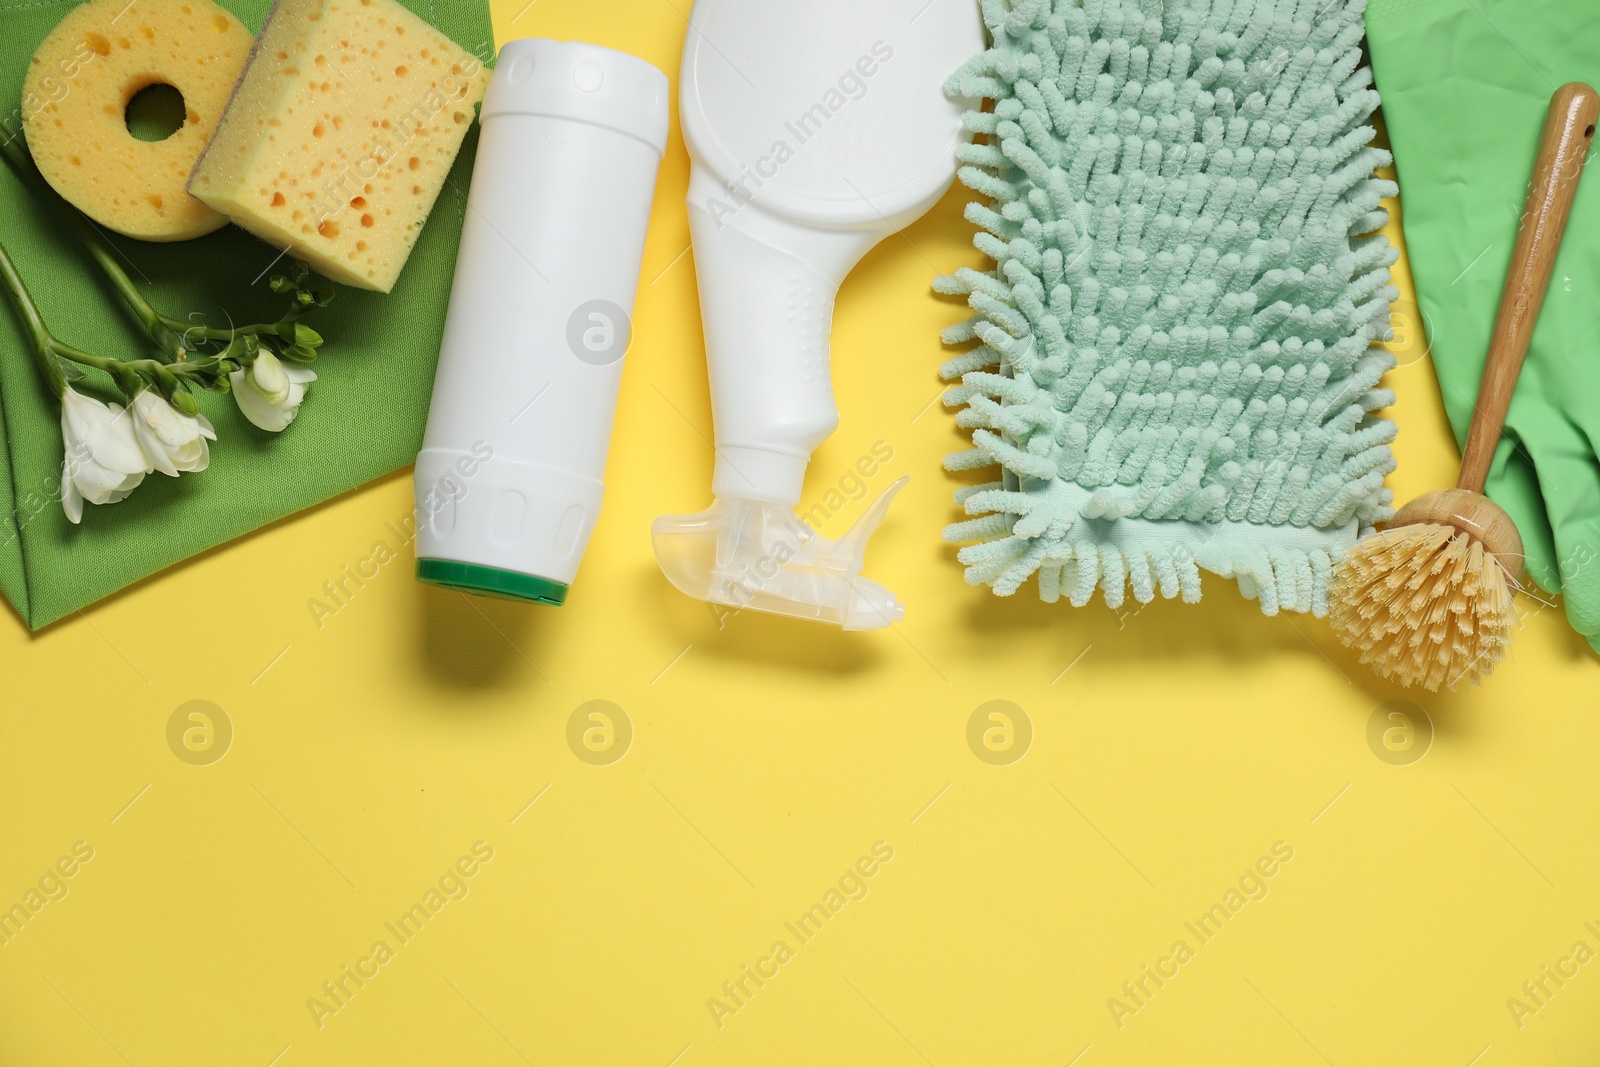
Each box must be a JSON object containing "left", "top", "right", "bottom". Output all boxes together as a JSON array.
[
  {"left": 1366, "top": 0, "right": 1600, "bottom": 653},
  {"left": 0, "top": 0, "right": 492, "bottom": 629}
]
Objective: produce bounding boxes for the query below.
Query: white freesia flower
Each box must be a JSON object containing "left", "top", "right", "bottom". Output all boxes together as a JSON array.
[
  {"left": 130, "top": 390, "right": 216, "bottom": 477},
  {"left": 59, "top": 387, "right": 150, "bottom": 524},
  {"left": 230, "top": 348, "right": 316, "bottom": 432}
]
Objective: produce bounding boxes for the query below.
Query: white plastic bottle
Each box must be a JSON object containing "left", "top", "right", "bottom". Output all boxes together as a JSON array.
[
  {"left": 652, "top": 0, "right": 982, "bottom": 629},
  {"left": 416, "top": 39, "right": 668, "bottom": 604}
]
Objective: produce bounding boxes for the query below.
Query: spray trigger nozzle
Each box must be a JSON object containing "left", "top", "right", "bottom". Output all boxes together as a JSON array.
[{"left": 651, "top": 477, "right": 908, "bottom": 630}]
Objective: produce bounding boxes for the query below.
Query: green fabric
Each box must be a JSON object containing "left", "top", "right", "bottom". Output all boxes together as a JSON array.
[
  {"left": 938, "top": 0, "right": 1399, "bottom": 617},
  {"left": 0, "top": 0, "right": 492, "bottom": 630},
  {"left": 1366, "top": 0, "right": 1600, "bottom": 653}
]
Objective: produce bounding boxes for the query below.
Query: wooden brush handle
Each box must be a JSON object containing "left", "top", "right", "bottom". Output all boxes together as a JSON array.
[{"left": 1458, "top": 82, "right": 1599, "bottom": 494}]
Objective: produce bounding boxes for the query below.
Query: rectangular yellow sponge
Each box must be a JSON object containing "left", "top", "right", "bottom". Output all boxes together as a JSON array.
[{"left": 189, "top": 0, "right": 488, "bottom": 292}]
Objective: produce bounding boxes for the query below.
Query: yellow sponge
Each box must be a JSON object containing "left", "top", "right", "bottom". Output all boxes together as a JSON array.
[
  {"left": 22, "top": 0, "right": 253, "bottom": 242},
  {"left": 188, "top": 0, "right": 489, "bottom": 292}
]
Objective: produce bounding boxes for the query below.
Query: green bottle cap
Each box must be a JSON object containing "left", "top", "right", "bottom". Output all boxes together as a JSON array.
[{"left": 415, "top": 558, "right": 568, "bottom": 606}]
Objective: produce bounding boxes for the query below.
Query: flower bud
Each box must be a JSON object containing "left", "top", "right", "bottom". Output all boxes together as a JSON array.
[
  {"left": 172, "top": 388, "right": 201, "bottom": 415},
  {"left": 248, "top": 349, "right": 291, "bottom": 405}
]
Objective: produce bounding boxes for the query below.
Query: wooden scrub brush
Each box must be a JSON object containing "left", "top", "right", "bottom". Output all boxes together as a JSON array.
[{"left": 1330, "top": 82, "right": 1600, "bottom": 691}]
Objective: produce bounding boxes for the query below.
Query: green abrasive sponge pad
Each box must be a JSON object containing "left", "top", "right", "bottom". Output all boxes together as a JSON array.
[{"left": 938, "top": 0, "right": 1399, "bottom": 616}]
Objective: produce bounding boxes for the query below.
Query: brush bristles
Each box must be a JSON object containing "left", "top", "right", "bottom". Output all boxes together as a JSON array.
[{"left": 1329, "top": 523, "right": 1518, "bottom": 691}]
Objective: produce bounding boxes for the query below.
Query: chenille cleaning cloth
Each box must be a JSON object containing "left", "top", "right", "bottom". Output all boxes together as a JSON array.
[
  {"left": 938, "top": 0, "right": 1399, "bottom": 615},
  {"left": 0, "top": 0, "right": 492, "bottom": 629},
  {"left": 1366, "top": 0, "right": 1600, "bottom": 654}
]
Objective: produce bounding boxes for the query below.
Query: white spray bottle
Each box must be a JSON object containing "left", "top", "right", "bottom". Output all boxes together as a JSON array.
[{"left": 652, "top": 0, "right": 982, "bottom": 629}]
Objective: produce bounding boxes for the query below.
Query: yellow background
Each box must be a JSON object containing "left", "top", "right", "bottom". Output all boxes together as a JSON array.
[{"left": 4, "top": 1, "right": 1599, "bottom": 1064}]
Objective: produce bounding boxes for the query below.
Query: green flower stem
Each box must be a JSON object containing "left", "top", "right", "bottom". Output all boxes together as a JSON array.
[
  {"left": 0, "top": 234, "right": 225, "bottom": 407},
  {"left": 2, "top": 132, "right": 319, "bottom": 370},
  {"left": 1, "top": 133, "right": 296, "bottom": 355},
  {"left": 0, "top": 132, "right": 165, "bottom": 345},
  {"left": 0, "top": 238, "right": 67, "bottom": 398},
  {"left": 50, "top": 339, "right": 211, "bottom": 382},
  {"left": 160, "top": 317, "right": 291, "bottom": 343}
]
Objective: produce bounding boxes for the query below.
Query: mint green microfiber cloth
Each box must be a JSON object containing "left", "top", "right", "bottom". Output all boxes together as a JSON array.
[
  {"left": 1366, "top": 0, "right": 1600, "bottom": 655},
  {"left": 939, "top": 0, "right": 1400, "bottom": 616},
  {"left": 0, "top": 0, "right": 492, "bottom": 630}
]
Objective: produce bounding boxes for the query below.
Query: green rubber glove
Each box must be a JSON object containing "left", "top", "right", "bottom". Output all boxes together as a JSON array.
[{"left": 1367, "top": 0, "right": 1600, "bottom": 653}]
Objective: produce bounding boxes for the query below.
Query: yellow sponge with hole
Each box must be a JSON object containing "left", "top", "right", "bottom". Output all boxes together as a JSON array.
[
  {"left": 188, "top": 0, "right": 488, "bottom": 292},
  {"left": 22, "top": 0, "right": 253, "bottom": 242}
]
